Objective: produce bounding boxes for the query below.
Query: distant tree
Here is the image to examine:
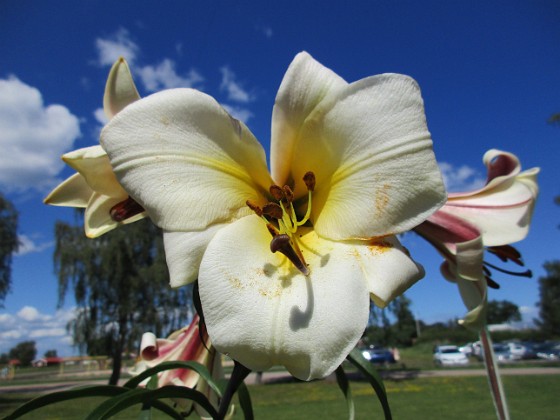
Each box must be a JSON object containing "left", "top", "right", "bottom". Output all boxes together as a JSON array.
[
  {"left": 365, "top": 295, "right": 417, "bottom": 347},
  {"left": 548, "top": 113, "right": 560, "bottom": 126},
  {"left": 486, "top": 300, "right": 522, "bottom": 324},
  {"left": 534, "top": 196, "right": 560, "bottom": 337},
  {"left": 0, "top": 353, "right": 8, "bottom": 364},
  {"left": 0, "top": 193, "right": 19, "bottom": 306},
  {"left": 535, "top": 261, "right": 560, "bottom": 337},
  {"left": 44, "top": 349, "right": 58, "bottom": 358},
  {"left": 9, "top": 341, "right": 37, "bottom": 366},
  {"left": 389, "top": 295, "right": 417, "bottom": 346},
  {"left": 55, "top": 216, "right": 192, "bottom": 385}
]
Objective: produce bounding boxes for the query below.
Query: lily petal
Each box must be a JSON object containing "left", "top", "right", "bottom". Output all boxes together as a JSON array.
[
  {"left": 44, "top": 173, "right": 92, "bottom": 207},
  {"left": 104, "top": 57, "right": 141, "bottom": 119},
  {"left": 271, "top": 52, "right": 347, "bottom": 185},
  {"left": 293, "top": 74, "right": 446, "bottom": 240},
  {"left": 441, "top": 261, "right": 487, "bottom": 330},
  {"left": 100, "top": 89, "right": 273, "bottom": 232},
  {"left": 198, "top": 215, "right": 422, "bottom": 380},
  {"left": 349, "top": 236, "right": 425, "bottom": 308},
  {"left": 62, "top": 146, "right": 128, "bottom": 198},
  {"left": 444, "top": 170, "right": 539, "bottom": 246},
  {"left": 163, "top": 225, "right": 226, "bottom": 288}
]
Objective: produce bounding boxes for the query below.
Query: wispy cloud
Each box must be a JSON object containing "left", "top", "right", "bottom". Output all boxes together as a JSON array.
[
  {"left": 438, "top": 162, "right": 486, "bottom": 193},
  {"left": 255, "top": 23, "right": 273, "bottom": 38},
  {"left": 0, "top": 77, "right": 81, "bottom": 193},
  {"left": 137, "top": 59, "right": 204, "bottom": 92},
  {"left": 220, "top": 66, "right": 253, "bottom": 103},
  {"left": 95, "top": 30, "right": 204, "bottom": 93},
  {"left": 95, "top": 28, "right": 139, "bottom": 66},
  {"left": 15, "top": 234, "right": 53, "bottom": 256}
]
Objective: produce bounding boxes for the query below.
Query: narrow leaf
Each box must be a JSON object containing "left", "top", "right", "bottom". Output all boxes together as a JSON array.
[
  {"left": 335, "top": 365, "right": 355, "bottom": 420},
  {"left": 346, "top": 348, "right": 392, "bottom": 420},
  {"left": 124, "top": 360, "right": 222, "bottom": 397},
  {"left": 85, "top": 385, "right": 217, "bottom": 420},
  {"left": 237, "top": 381, "right": 255, "bottom": 420}
]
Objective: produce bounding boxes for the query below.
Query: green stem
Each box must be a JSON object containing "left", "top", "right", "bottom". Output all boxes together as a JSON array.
[
  {"left": 216, "top": 360, "right": 251, "bottom": 420},
  {"left": 479, "top": 326, "right": 510, "bottom": 420}
]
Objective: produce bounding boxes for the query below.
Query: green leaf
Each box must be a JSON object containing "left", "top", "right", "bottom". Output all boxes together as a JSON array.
[
  {"left": 124, "top": 360, "right": 222, "bottom": 397},
  {"left": 335, "top": 365, "right": 355, "bottom": 420},
  {"left": 85, "top": 385, "right": 218, "bottom": 420},
  {"left": 236, "top": 381, "right": 255, "bottom": 420},
  {"left": 346, "top": 348, "right": 392, "bottom": 420},
  {"left": 3, "top": 385, "right": 127, "bottom": 420}
]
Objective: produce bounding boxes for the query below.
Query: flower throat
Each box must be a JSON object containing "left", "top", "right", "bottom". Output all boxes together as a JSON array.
[{"left": 246, "top": 171, "right": 315, "bottom": 276}]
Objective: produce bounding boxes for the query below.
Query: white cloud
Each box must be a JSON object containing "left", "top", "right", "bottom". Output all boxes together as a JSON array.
[
  {"left": 17, "top": 306, "right": 50, "bottom": 322},
  {"left": 30, "top": 328, "right": 67, "bottom": 338},
  {"left": 221, "top": 104, "right": 254, "bottom": 124},
  {"left": 95, "top": 28, "right": 139, "bottom": 66},
  {"left": 0, "top": 77, "right": 81, "bottom": 193},
  {"left": 0, "top": 306, "right": 77, "bottom": 356},
  {"left": 438, "top": 162, "right": 486, "bottom": 193},
  {"left": 93, "top": 108, "right": 108, "bottom": 126},
  {"left": 15, "top": 234, "right": 53, "bottom": 256},
  {"left": 220, "top": 67, "right": 252, "bottom": 103},
  {"left": 137, "top": 59, "right": 204, "bottom": 92}
]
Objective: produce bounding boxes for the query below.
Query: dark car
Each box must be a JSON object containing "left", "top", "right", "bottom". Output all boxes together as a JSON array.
[{"left": 361, "top": 348, "right": 396, "bottom": 365}]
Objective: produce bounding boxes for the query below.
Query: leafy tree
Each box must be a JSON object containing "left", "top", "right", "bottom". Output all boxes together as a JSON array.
[
  {"left": 389, "top": 295, "right": 417, "bottom": 346},
  {"left": 55, "top": 216, "right": 192, "bottom": 384},
  {"left": 535, "top": 261, "right": 560, "bottom": 337},
  {"left": 9, "top": 341, "right": 36, "bottom": 366},
  {"left": 365, "top": 295, "right": 417, "bottom": 347},
  {"left": 0, "top": 193, "right": 19, "bottom": 306},
  {"left": 44, "top": 349, "right": 58, "bottom": 358},
  {"left": 535, "top": 196, "right": 560, "bottom": 337},
  {"left": 0, "top": 353, "right": 8, "bottom": 364},
  {"left": 486, "top": 300, "right": 521, "bottom": 324}
]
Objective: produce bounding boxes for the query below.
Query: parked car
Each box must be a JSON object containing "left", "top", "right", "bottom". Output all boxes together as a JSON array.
[
  {"left": 491, "top": 344, "right": 514, "bottom": 363},
  {"left": 504, "top": 342, "right": 536, "bottom": 360},
  {"left": 534, "top": 342, "right": 560, "bottom": 361},
  {"left": 361, "top": 347, "right": 396, "bottom": 365},
  {"left": 433, "top": 345, "right": 469, "bottom": 366}
]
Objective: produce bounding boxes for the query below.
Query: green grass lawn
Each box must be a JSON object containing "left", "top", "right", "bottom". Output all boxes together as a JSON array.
[{"left": 1, "top": 375, "right": 559, "bottom": 419}]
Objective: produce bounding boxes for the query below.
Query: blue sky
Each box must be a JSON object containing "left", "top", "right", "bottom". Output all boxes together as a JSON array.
[{"left": 1, "top": 1, "right": 559, "bottom": 357}]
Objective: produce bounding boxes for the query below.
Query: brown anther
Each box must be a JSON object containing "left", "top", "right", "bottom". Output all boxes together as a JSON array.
[
  {"left": 246, "top": 199, "right": 263, "bottom": 217},
  {"left": 487, "top": 245, "right": 523, "bottom": 266},
  {"left": 262, "top": 203, "right": 283, "bottom": 219},
  {"left": 266, "top": 223, "right": 280, "bottom": 237},
  {"left": 269, "top": 184, "right": 284, "bottom": 201},
  {"left": 282, "top": 185, "right": 294, "bottom": 203},
  {"left": 110, "top": 197, "right": 145, "bottom": 222},
  {"left": 269, "top": 234, "right": 310, "bottom": 276},
  {"left": 303, "top": 171, "right": 316, "bottom": 192}
]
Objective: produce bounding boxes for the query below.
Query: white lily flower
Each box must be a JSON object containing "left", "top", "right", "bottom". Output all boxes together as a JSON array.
[
  {"left": 415, "top": 149, "right": 539, "bottom": 329},
  {"left": 101, "top": 52, "right": 446, "bottom": 380},
  {"left": 44, "top": 58, "right": 146, "bottom": 237}
]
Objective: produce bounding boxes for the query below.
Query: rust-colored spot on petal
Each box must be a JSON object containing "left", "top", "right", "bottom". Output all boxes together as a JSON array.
[
  {"left": 367, "top": 239, "right": 393, "bottom": 255},
  {"left": 375, "top": 184, "right": 392, "bottom": 216}
]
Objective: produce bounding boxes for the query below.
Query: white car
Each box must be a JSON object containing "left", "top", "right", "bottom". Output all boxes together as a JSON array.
[{"left": 433, "top": 345, "right": 470, "bottom": 366}]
